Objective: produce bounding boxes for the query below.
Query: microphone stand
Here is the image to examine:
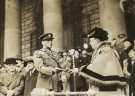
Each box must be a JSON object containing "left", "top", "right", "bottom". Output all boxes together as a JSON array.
[
  {"left": 72, "top": 54, "right": 76, "bottom": 92},
  {"left": 129, "top": 60, "right": 134, "bottom": 96}
]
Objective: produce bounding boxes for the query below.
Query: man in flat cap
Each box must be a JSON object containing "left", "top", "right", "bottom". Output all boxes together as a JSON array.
[
  {"left": 79, "top": 27, "right": 128, "bottom": 96},
  {"left": 33, "top": 33, "right": 61, "bottom": 93}
]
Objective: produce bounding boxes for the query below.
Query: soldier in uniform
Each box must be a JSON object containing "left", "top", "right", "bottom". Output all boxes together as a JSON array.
[
  {"left": 79, "top": 27, "right": 128, "bottom": 96},
  {"left": 33, "top": 33, "right": 61, "bottom": 92}
]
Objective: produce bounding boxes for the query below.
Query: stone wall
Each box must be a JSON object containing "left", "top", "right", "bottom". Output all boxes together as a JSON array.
[{"left": 20, "top": 0, "right": 43, "bottom": 58}]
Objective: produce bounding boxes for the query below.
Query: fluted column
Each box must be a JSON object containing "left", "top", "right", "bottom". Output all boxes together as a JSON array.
[
  {"left": 43, "top": 0, "right": 64, "bottom": 49},
  {"left": 99, "top": 0, "right": 127, "bottom": 40},
  {"left": 4, "top": 0, "right": 21, "bottom": 59}
]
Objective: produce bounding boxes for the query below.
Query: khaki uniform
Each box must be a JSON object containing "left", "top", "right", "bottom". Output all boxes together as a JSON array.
[{"left": 33, "top": 48, "right": 60, "bottom": 91}]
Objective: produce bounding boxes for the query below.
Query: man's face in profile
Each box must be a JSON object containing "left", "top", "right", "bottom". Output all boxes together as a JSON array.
[{"left": 89, "top": 38, "right": 100, "bottom": 49}]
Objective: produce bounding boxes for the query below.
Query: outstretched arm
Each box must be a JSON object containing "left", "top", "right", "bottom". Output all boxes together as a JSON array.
[{"left": 33, "top": 51, "right": 56, "bottom": 76}]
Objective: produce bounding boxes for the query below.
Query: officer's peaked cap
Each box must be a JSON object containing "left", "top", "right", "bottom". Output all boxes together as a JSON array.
[
  {"left": 87, "top": 27, "right": 108, "bottom": 41},
  {"left": 39, "top": 33, "right": 54, "bottom": 41}
]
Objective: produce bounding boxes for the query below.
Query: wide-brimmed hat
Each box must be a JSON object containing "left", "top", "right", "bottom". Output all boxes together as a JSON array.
[
  {"left": 4, "top": 57, "right": 24, "bottom": 64},
  {"left": 39, "top": 33, "right": 54, "bottom": 41},
  {"left": 87, "top": 27, "right": 108, "bottom": 41}
]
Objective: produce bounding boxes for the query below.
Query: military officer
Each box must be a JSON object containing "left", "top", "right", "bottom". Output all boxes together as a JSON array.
[
  {"left": 79, "top": 27, "right": 128, "bottom": 96},
  {"left": 33, "top": 33, "right": 61, "bottom": 92}
]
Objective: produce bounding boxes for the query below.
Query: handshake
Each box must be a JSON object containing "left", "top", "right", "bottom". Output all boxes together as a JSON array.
[
  {"left": 70, "top": 68, "right": 79, "bottom": 73},
  {"left": 54, "top": 67, "right": 79, "bottom": 73},
  {"left": 54, "top": 65, "right": 86, "bottom": 73},
  {"left": 70, "top": 65, "right": 87, "bottom": 74},
  {"left": 54, "top": 67, "right": 71, "bottom": 73}
]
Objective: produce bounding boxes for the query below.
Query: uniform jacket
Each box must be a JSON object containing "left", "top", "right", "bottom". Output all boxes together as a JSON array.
[{"left": 33, "top": 48, "right": 60, "bottom": 90}]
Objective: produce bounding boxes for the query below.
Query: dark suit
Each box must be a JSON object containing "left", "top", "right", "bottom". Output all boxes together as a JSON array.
[
  {"left": 23, "top": 70, "right": 38, "bottom": 96},
  {"left": 129, "top": 60, "right": 135, "bottom": 96},
  {"left": 0, "top": 69, "right": 25, "bottom": 96}
]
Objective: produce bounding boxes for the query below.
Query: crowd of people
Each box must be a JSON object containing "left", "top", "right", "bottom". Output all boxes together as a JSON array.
[{"left": 0, "top": 27, "right": 135, "bottom": 96}]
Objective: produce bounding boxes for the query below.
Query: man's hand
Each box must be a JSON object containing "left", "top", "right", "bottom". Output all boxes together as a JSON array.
[
  {"left": 123, "top": 69, "right": 131, "bottom": 78},
  {"left": 71, "top": 68, "right": 79, "bottom": 73},
  {"left": 25, "top": 64, "right": 33, "bottom": 72},
  {"left": 54, "top": 67, "right": 63, "bottom": 72},
  {"left": 80, "top": 65, "right": 87, "bottom": 71},
  {"left": 7, "top": 90, "right": 14, "bottom": 96}
]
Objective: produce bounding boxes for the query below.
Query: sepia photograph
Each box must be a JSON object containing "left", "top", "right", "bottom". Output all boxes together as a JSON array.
[{"left": 0, "top": 0, "right": 135, "bottom": 96}]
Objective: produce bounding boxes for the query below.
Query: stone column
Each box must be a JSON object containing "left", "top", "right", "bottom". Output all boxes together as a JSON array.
[
  {"left": 4, "top": 0, "right": 21, "bottom": 59},
  {"left": 98, "top": 0, "right": 127, "bottom": 40},
  {"left": 43, "top": 0, "right": 64, "bottom": 49}
]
